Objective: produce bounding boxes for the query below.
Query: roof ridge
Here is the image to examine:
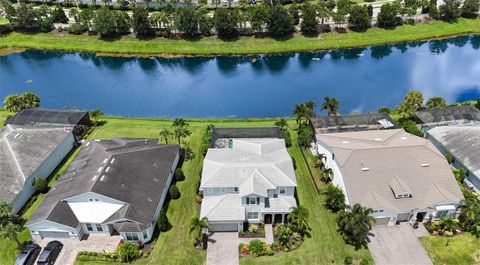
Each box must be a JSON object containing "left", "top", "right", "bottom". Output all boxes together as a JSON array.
[
  {"left": 3, "top": 137, "right": 26, "bottom": 181},
  {"left": 203, "top": 194, "right": 231, "bottom": 218}
]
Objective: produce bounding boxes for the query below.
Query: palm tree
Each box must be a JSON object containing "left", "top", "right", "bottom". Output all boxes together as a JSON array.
[
  {"left": 337, "top": 204, "right": 375, "bottom": 249},
  {"left": 0, "top": 202, "right": 22, "bottom": 248},
  {"left": 292, "top": 102, "right": 315, "bottom": 125},
  {"left": 288, "top": 205, "right": 310, "bottom": 235},
  {"left": 314, "top": 153, "right": 326, "bottom": 169},
  {"left": 323, "top": 167, "right": 334, "bottom": 182},
  {"left": 321, "top": 96, "right": 339, "bottom": 116},
  {"left": 173, "top": 126, "right": 191, "bottom": 145},
  {"left": 293, "top": 104, "right": 306, "bottom": 125},
  {"left": 159, "top": 128, "right": 172, "bottom": 144},
  {"left": 323, "top": 183, "right": 345, "bottom": 212},
  {"left": 189, "top": 216, "right": 209, "bottom": 246}
]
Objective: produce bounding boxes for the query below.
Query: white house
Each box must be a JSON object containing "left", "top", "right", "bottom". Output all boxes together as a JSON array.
[
  {"left": 0, "top": 124, "right": 75, "bottom": 214},
  {"left": 200, "top": 137, "right": 297, "bottom": 232},
  {"left": 316, "top": 129, "right": 464, "bottom": 226},
  {"left": 26, "top": 138, "right": 180, "bottom": 244}
]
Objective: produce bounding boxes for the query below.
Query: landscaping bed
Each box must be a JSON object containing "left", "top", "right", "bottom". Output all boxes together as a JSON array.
[{"left": 239, "top": 224, "right": 265, "bottom": 238}]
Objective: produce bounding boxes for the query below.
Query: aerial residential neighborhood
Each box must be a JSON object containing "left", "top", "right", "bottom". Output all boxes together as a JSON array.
[{"left": 1, "top": 0, "right": 480, "bottom": 262}]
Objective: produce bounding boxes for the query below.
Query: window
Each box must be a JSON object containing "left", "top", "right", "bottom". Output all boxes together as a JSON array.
[
  {"left": 228, "top": 139, "right": 233, "bottom": 148},
  {"left": 95, "top": 199, "right": 99, "bottom": 202},
  {"left": 89, "top": 199, "right": 94, "bottom": 202},
  {"left": 436, "top": 210, "right": 449, "bottom": 219},
  {"left": 248, "top": 196, "right": 258, "bottom": 205},
  {"left": 126, "top": 233, "right": 139, "bottom": 241},
  {"left": 86, "top": 223, "right": 93, "bottom": 231},
  {"left": 96, "top": 224, "right": 103, "bottom": 232},
  {"left": 247, "top": 212, "right": 259, "bottom": 219},
  {"left": 234, "top": 187, "right": 238, "bottom": 192},
  {"left": 143, "top": 230, "right": 148, "bottom": 240},
  {"left": 31, "top": 179, "right": 35, "bottom": 187},
  {"left": 279, "top": 187, "right": 286, "bottom": 194},
  {"left": 221, "top": 187, "right": 226, "bottom": 193},
  {"left": 207, "top": 188, "right": 213, "bottom": 194}
]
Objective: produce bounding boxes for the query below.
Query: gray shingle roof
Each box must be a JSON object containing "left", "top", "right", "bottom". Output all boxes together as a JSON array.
[
  {"left": 26, "top": 139, "right": 179, "bottom": 231},
  {"left": 317, "top": 129, "right": 464, "bottom": 212},
  {"left": 0, "top": 125, "right": 72, "bottom": 204},
  {"left": 416, "top": 105, "right": 480, "bottom": 125}
]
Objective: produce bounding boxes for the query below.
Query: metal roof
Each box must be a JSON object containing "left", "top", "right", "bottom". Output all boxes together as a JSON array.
[
  {"left": 311, "top": 112, "right": 397, "bottom": 134},
  {"left": 416, "top": 105, "right": 480, "bottom": 125},
  {"left": 6, "top": 108, "right": 89, "bottom": 127}
]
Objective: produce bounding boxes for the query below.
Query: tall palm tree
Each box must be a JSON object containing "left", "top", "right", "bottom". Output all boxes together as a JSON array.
[
  {"left": 337, "top": 204, "right": 375, "bottom": 249},
  {"left": 189, "top": 216, "right": 209, "bottom": 246},
  {"left": 159, "top": 128, "right": 172, "bottom": 144},
  {"left": 288, "top": 205, "right": 310, "bottom": 235},
  {"left": 321, "top": 96, "right": 339, "bottom": 116}
]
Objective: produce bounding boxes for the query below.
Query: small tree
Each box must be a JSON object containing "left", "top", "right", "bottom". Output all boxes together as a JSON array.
[
  {"left": 439, "top": 0, "right": 461, "bottom": 21},
  {"left": 288, "top": 205, "right": 310, "bottom": 236},
  {"left": 175, "top": 7, "right": 199, "bottom": 36},
  {"left": 348, "top": 5, "right": 371, "bottom": 31},
  {"left": 51, "top": 7, "right": 69, "bottom": 23},
  {"left": 214, "top": 8, "right": 239, "bottom": 38},
  {"left": 337, "top": 204, "right": 375, "bottom": 249},
  {"left": 189, "top": 216, "right": 209, "bottom": 246},
  {"left": 426, "top": 96, "right": 447, "bottom": 109},
  {"left": 132, "top": 7, "right": 152, "bottom": 37},
  {"left": 323, "top": 184, "right": 346, "bottom": 212},
  {"left": 321, "top": 96, "right": 340, "bottom": 116},
  {"left": 89, "top": 109, "right": 104, "bottom": 124},
  {"left": 0, "top": 202, "right": 22, "bottom": 248},
  {"left": 377, "top": 3, "right": 399, "bottom": 28},
  {"left": 34, "top": 177, "right": 47, "bottom": 193},
  {"left": 117, "top": 242, "right": 140, "bottom": 262},
  {"left": 300, "top": 3, "right": 318, "bottom": 35},
  {"left": 175, "top": 168, "right": 185, "bottom": 181},
  {"left": 169, "top": 185, "right": 181, "bottom": 199},
  {"left": 3, "top": 92, "right": 40, "bottom": 113},
  {"left": 396, "top": 90, "right": 424, "bottom": 119},
  {"left": 159, "top": 128, "right": 172, "bottom": 144},
  {"left": 267, "top": 5, "right": 294, "bottom": 37},
  {"left": 297, "top": 126, "right": 314, "bottom": 148},
  {"left": 93, "top": 7, "right": 116, "bottom": 37},
  {"left": 461, "top": 0, "right": 479, "bottom": 18}
]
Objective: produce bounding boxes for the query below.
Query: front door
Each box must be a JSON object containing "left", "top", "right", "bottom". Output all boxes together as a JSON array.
[{"left": 264, "top": 214, "right": 272, "bottom": 224}]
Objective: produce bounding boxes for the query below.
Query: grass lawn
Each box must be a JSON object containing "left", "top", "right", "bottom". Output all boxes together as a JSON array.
[
  {"left": 0, "top": 16, "right": 9, "bottom": 25},
  {"left": 419, "top": 233, "right": 480, "bottom": 265},
  {"left": 1, "top": 18, "right": 480, "bottom": 56}
]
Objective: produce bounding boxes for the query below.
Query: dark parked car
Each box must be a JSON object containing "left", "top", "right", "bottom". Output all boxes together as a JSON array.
[
  {"left": 36, "top": 241, "right": 63, "bottom": 265},
  {"left": 14, "top": 243, "right": 41, "bottom": 265}
]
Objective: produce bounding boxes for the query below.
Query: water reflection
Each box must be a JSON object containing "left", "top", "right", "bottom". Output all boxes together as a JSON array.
[{"left": 0, "top": 35, "right": 480, "bottom": 118}]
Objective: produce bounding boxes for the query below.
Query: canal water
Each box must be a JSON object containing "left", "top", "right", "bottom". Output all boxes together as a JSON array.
[{"left": 1, "top": 35, "right": 480, "bottom": 118}]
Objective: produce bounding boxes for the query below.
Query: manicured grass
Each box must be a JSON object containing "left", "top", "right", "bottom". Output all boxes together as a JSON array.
[
  {"left": 1, "top": 18, "right": 480, "bottom": 56},
  {"left": 419, "top": 233, "right": 480, "bottom": 265},
  {"left": 240, "top": 132, "right": 372, "bottom": 265},
  {"left": 0, "top": 109, "right": 13, "bottom": 126}
]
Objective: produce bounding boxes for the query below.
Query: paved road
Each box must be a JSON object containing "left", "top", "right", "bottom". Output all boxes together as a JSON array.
[{"left": 368, "top": 223, "right": 433, "bottom": 265}]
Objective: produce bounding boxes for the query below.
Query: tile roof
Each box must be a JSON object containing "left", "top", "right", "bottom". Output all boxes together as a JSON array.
[
  {"left": 428, "top": 125, "right": 480, "bottom": 183},
  {"left": 0, "top": 125, "right": 72, "bottom": 204},
  {"left": 200, "top": 194, "right": 245, "bottom": 221},
  {"left": 26, "top": 139, "right": 179, "bottom": 232},
  {"left": 316, "top": 129, "right": 464, "bottom": 212}
]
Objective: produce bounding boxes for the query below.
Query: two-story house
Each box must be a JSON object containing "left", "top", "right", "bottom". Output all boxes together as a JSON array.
[
  {"left": 199, "top": 137, "right": 297, "bottom": 232},
  {"left": 25, "top": 138, "right": 179, "bottom": 244}
]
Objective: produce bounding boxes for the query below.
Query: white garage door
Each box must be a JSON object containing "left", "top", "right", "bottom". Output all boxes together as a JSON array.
[
  {"left": 39, "top": 231, "right": 70, "bottom": 239},
  {"left": 209, "top": 223, "right": 238, "bottom": 232},
  {"left": 373, "top": 217, "right": 390, "bottom": 226}
]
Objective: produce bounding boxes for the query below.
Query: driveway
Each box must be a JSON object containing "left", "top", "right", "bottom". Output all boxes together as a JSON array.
[
  {"left": 368, "top": 223, "right": 433, "bottom": 265},
  {"left": 34, "top": 234, "right": 121, "bottom": 265},
  {"left": 207, "top": 232, "right": 240, "bottom": 265}
]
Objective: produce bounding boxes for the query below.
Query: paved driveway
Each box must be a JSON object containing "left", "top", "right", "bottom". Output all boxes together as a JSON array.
[
  {"left": 368, "top": 223, "right": 433, "bottom": 265},
  {"left": 207, "top": 232, "right": 240, "bottom": 265},
  {"left": 34, "top": 234, "right": 121, "bottom": 265}
]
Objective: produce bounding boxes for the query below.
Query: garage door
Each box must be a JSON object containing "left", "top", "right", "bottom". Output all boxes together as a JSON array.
[
  {"left": 373, "top": 217, "right": 390, "bottom": 226},
  {"left": 39, "top": 231, "right": 70, "bottom": 239},
  {"left": 397, "top": 213, "right": 411, "bottom": 222},
  {"left": 209, "top": 223, "right": 238, "bottom": 232}
]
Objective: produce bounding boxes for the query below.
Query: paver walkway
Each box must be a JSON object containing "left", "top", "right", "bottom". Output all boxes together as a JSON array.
[
  {"left": 264, "top": 224, "right": 274, "bottom": 244},
  {"left": 368, "top": 223, "right": 433, "bottom": 265}
]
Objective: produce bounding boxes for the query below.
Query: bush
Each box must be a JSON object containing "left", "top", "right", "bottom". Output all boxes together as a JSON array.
[
  {"left": 39, "top": 18, "right": 54, "bottom": 33},
  {"left": 68, "top": 23, "right": 88, "bottom": 35},
  {"left": 344, "top": 256, "right": 353, "bottom": 265},
  {"left": 281, "top": 129, "right": 292, "bottom": 147},
  {"left": 169, "top": 185, "right": 181, "bottom": 199},
  {"left": 248, "top": 240, "right": 267, "bottom": 257},
  {"left": 117, "top": 242, "right": 140, "bottom": 262},
  {"left": 360, "top": 260, "right": 371, "bottom": 265},
  {"left": 175, "top": 168, "right": 185, "bottom": 181},
  {"left": 34, "top": 177, "right": 48, "bottom": 193},
  {"left": 248, "top": 224, "right": 259, "bottom": 233},
  {"left": 399, "top": 119, "right": 424, "bottom": 137}
]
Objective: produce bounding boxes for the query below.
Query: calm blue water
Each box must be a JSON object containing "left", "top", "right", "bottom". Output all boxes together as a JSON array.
[{"left": 1, "top": 35, "right": 480, "bottom": 118}]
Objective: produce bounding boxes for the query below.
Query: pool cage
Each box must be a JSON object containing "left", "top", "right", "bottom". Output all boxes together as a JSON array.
[
  {"left": 211, "top": 127, "right": 282, "bottom": 148},
  {"left": 415, "top": 106, "right": 480, "bottom": 130},
  {"left": 310, "top": 112, "right": 398, "bottom": 134}
]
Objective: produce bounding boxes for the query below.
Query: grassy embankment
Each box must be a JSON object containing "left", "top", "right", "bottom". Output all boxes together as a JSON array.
[{"left": 0, "top": 18, "right": 480, "bottom": 56}]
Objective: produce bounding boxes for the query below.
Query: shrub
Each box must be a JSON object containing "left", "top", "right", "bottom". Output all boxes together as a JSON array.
[
  {"left": 248, "top": 224, "right": 259, "bottom": 233},
  {"left": 399, "top": 119, "right": 424, "bottom": 137},
  {"left": 68, "top": 23, "right": 88, "bottom": 35},
  {"left": 157, "top": 208, "right": 170, "bottom": 232},
  {"left": 175, "top": 168, "right": 185, "bottom": 181},
  {"left": 344, "top": 256, "right": 353, "bottom": 265},
  {"left": 281, "top": 129, "right": 292, "bottom": 147},
  {"left": 360, "top": 259, "right": 371, "bottom": 265},
  {"left": 195, "top": 193, "right": 203, "bottom": 204},
  {"left": 117, "top": 242, "right": 140, "bottom": 262},
  {"left": 39, "top": 18, "right": 54, "bottom": 33},
  {"left": 239, "top": 244, "right": 249, "bottom": 255},
  {"left": 169, "top": 185, "right": 181, "bottom": 199},
  {"left": 248, "top": 240, "right": 267, "bottom": 257},
  {"left": 34, "top": 177, "right": 48, "bottom": 193}
]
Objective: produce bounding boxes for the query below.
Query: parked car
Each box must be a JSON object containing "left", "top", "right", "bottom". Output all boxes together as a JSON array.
[
  {"left": 37, "top": 241, "right": 63, "bottom": 265},
  {"left": 14, "top": 243, "right": 41, "bottom": 265}
]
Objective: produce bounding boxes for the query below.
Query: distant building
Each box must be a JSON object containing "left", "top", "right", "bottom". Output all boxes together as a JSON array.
[
  {"left": 200, "top": 127, "right": 296, "bottom": 232},
  {"left": 415, "top": 105, "right": 480, "bottom": 131},
  {"left": 316, "top": 129, "right": 463, "bottom": 226},
  {"left": 26, "top": 138, "right": 180, "bottom": 244},
  {"left": 310, "top": 112, "right": 397, "bottom": 135},
  {"left": 428, "top": 125, "right": 480, "bottom": 194},
  {"left": 0, "top": 125, "right": 75, "bottom": 214},
  {"left": 6, "top": 108, "right": 91, "bottom": 140}
]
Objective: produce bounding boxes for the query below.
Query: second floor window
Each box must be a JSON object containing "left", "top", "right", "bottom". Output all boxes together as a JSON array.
[
  {"left": 279, "top": 187, "right": 286, "bottom": 194},
  {"left": 246, "top": 196, "right": 260, "bottom": 205}
]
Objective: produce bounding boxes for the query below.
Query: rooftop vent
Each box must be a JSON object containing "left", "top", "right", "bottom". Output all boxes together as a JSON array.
[
  {"left": 103, "top": 158, "right": 108, "bottom": 164},
  {"left": 110, "top": 158, "right": 115, "bottom": 164},
  {"left": 94, "top": 139, "right": 100, "bottom": 142},
  {"left": 153, "top": 178, "right": 158, "bottom": 182},
  {"left": 100, "top": 175, "right": 106, "bottom": 181},
  {"left": 421, "top": 163, "right": 430, "bottom": 167},
  {"left": 361, "top": 167, "right": 370, "bottom": 171},
  {"left": 147, "top": 198, "right": 152, "bottom": 202},
  {"left": 342, "top": 141, "right": 350, "bottom": 144},
  {"left": 92, "top": 175, "right": 98, "bottom": 181},
  {"left": 106, "top": 167, "right": 111, "bottom": 172},
  {"left": 14, "top": 133, "right": 20, "bottom": 139},
  {"left": 400, "top": 137, "right": 407, "bottom": 140},
  {"left": 374, "top": 138, "right": 382, "bottom": 141},
  {"left": 86, "top": 142, "right": 90, "bottom": 147},
  {"left": 97, "top": 167, "right": 103, "bottom": 172}
]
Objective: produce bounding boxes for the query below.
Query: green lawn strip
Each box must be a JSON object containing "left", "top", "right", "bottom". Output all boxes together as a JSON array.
[
  {"left": 1, "top": 18, "right": 480, "bottom": 56},
  {"left": 240, "top": 131, "right": 372, "bottom": 265},
  {"left": 0, "top": 110, "right": 13, "bottom": 127},
  {"left": 419, "top": 233, "right": 480, "bottom": 265},
  {"left": 0, "top": 16, "right": 9, "bottom": 25}
]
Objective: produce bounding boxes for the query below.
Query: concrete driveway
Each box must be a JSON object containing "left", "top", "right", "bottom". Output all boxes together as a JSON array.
[
  {"left": 368, "top": 223, "right": 433, "bottom": 265},
  {"left": 207, "top": 232, "right": 240, "bottom": 265},
  {"left": 34, "top": 234, "right": 121, "bottom": 265}
]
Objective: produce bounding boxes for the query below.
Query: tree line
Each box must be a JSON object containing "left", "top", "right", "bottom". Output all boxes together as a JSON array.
[{"left": 2, "top": 0, "right": 479, "bottom": 39}]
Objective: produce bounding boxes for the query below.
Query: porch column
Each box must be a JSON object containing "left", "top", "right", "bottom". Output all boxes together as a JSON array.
[{"left": 282, "top": 214, "right": 285, "bottom": 223}]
